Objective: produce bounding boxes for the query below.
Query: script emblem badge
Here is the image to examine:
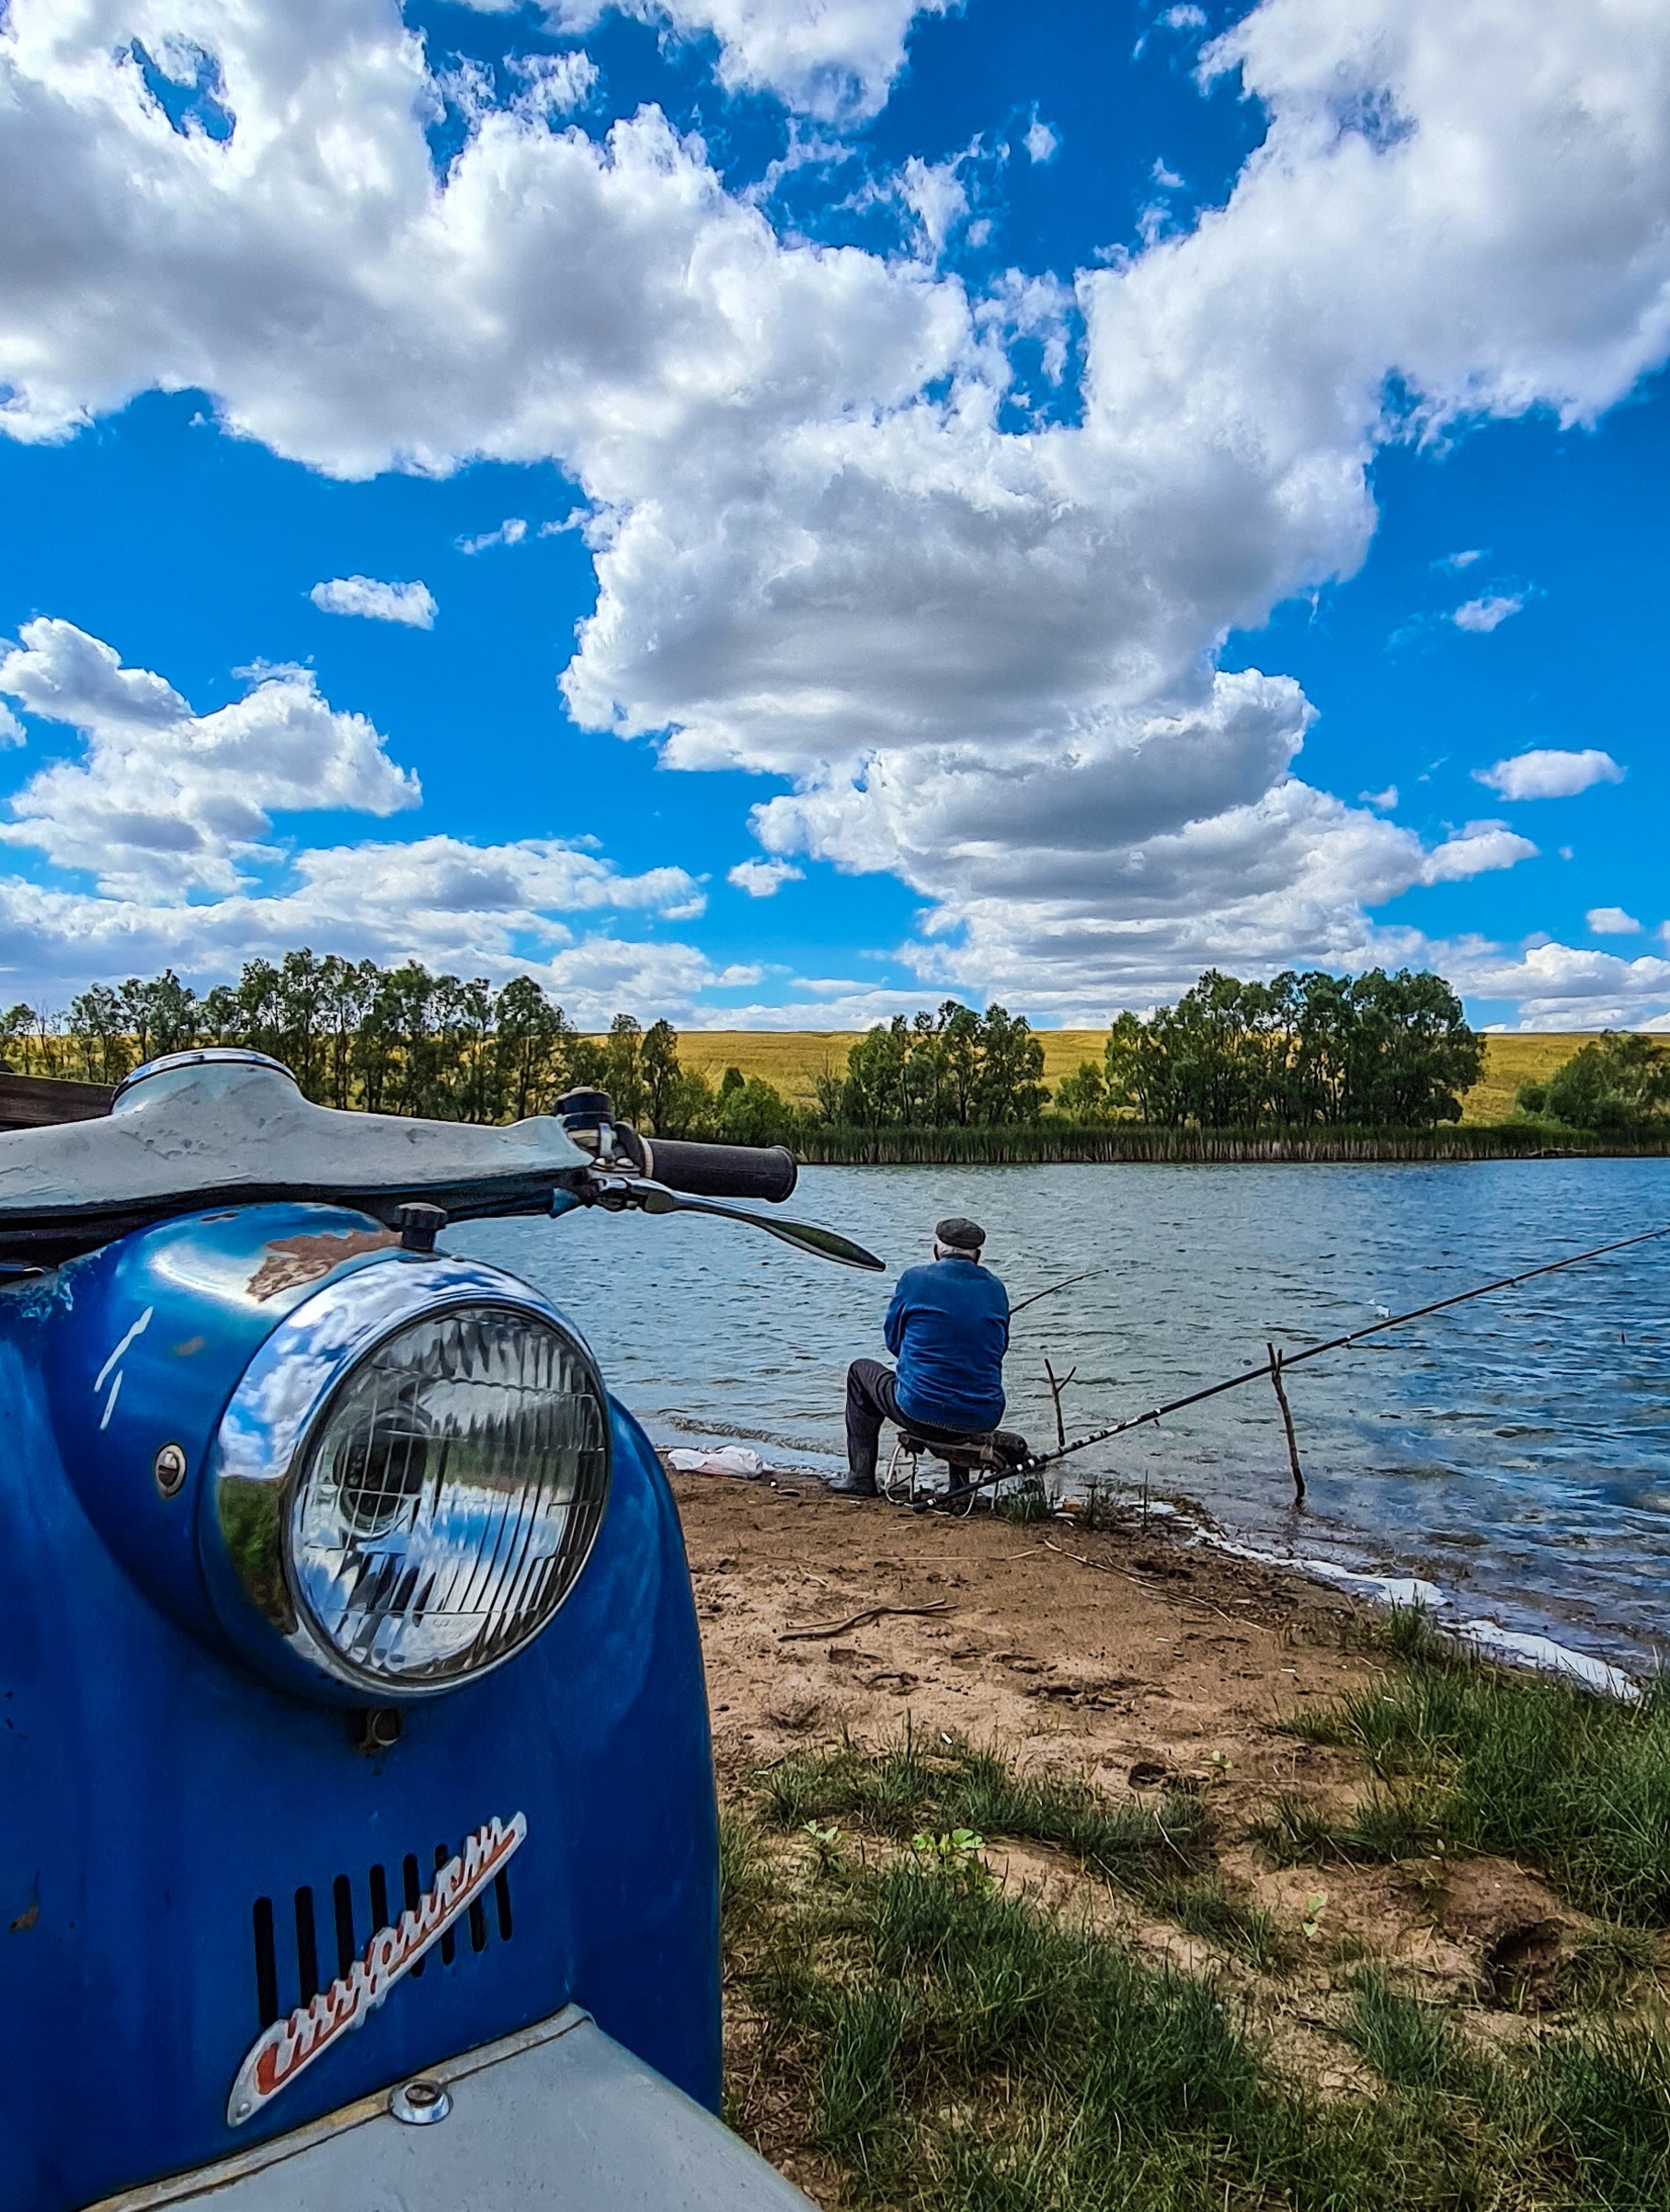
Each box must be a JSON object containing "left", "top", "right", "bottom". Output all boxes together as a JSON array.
[{"left": 227, "top": 1812, "right": 527, "bottom": 2126}]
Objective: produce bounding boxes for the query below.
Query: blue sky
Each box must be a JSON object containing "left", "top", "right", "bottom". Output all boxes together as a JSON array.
[{"left": 0, "top": 0, "right": 1664, "bottom": 1030}]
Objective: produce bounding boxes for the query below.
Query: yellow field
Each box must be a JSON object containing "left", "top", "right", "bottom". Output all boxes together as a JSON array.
[
  {"left": 1458, "top": 1034, "right": 1599, "bottom": 1123},
  {"left": 674, "top": 1029, "right": 1596, "bottom": 1121}
]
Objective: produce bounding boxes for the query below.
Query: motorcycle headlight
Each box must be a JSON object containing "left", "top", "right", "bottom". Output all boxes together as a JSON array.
[{"left": 204, "top": 1257, "right": 611, "bottom": 1700}]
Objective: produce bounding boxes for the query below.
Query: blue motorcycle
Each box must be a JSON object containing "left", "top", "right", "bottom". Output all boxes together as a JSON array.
[{"left": 0, "top": 1048, "right": 879, "bottom": 2210}]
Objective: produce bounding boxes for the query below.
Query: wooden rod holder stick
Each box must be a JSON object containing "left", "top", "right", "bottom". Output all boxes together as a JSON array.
[
  {"left": 1267, "top": 1342, "right": 1305, "bottom": 1505},
  {"left": 1043, "top": 1356, "right": 1078, "bottom": 1451}
]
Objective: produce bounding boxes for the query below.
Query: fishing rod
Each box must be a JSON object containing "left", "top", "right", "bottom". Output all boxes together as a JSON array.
[
  {"left": 922, "top": 1221, "right": 1670, "bottom": 1512},
  {"left": 1008, "top": 1267, "right": 1106, "bottom": 1319}
]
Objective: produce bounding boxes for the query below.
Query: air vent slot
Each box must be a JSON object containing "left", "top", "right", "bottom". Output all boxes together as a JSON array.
[{"left": 251, "top": 1846, "right": 513, "bottom": 2026}]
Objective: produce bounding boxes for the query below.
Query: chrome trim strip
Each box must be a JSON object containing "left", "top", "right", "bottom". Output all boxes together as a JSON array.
[
  {"left": 112, "top": 1049, "right": 295, "bottom": 1110},
  {"left": 82, "top": 2007, "right": 592, "bottom": 2210}
]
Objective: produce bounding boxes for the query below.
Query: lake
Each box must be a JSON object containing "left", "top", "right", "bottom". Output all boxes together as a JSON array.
[{"left": 459, "top": 1158, "right": 1670, "bottom": 1670}]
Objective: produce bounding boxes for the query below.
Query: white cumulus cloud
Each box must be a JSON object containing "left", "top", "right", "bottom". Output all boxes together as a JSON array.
[
  {"left": 1419, "top": 822, "right": 1538, "bottom": 884},
  {"left": 1452, "top": 592, "right": 1524, "bottom": 633},
  {"left": 728, "top": 856, "right": 803, "bottom": 896},
  {"left": 0, "top": 0, "right": 1667, "bottom": 1019},
  {"left": 0, "top": 624, "right": 708, "bottom": 1009},
  {"left": 1477, "top": 749, "right": 1626, "bottom": 800},
  {"left": 311, "top": 576, "right": 437, "bottom": 627},
  {"left": 532, "top": 0, "right": 951, "bottom": 119},
  {"left": 457, "top": 518, "right": 528, "bottom": 554},
  {"left": 1024, "top": 117, "right": 1058, "bottom": 164},
  {"left": 1444, "top": 937, "right": 1670, "bottom": 1029},
  {"left": 1586, "top": 905, "right": 1641, "bottom": 934},
  {"left": 0, "top": 618, "right": 419, "bottom": 896}
]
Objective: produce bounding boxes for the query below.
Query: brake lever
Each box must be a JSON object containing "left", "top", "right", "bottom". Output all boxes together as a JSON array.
[{"left": 578, "top": 1172, "right": 884, "bottom": 1272}]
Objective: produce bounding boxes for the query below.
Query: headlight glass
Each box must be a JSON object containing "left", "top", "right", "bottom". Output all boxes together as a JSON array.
[{"left": 288, "top": 1304, "right": 609, "bottom": 1691}]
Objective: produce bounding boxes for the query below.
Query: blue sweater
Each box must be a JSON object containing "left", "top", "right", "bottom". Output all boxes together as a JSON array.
[{"left": 885, "top": 1257, "right": 1009, "bottom": 1432}]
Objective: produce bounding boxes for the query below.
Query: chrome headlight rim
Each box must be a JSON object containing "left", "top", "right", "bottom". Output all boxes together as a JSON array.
[{"left": 199, "top": 1254, "right": 612, "bottom": 1704}]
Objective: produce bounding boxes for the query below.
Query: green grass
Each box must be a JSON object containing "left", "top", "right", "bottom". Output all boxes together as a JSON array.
[
  {"left": 996, "top": 1474, "right": 1056, "bottom": 1524},
  {"left": 760, "top": 1729, "right": 1210, "bottom": 1891},
  {"left": 1559, "top": 1927, "right": 1662, "bottom": 2012},
  {"left": 1150, "top": 1874, "right": 1298, "bottom": 1973},
  {"left": 1275, "top": 1642, "right": 1670, "bottom": 1925},
  {"left": 1344, "top": 1971, "right": 1468, "bottom": 2094},
  {"left": 720, "top": 1806, "right": 774, "bottom": 1937},
  {"left": 725, "top": 1771, "right": 1670, "bottom": 2211}
]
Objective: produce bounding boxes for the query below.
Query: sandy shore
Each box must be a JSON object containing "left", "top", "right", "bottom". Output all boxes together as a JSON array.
[
  {"left": 678, "top": 1461, "right": 1377, "bottom": 1810},
  {"left": 675, "top": 1461, "right": 1612, "bottom": 2055}
]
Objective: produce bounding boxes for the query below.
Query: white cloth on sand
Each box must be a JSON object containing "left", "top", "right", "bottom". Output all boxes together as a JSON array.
[{"left": 667, "top": 1445, "right": 766, "bottom": 1477}]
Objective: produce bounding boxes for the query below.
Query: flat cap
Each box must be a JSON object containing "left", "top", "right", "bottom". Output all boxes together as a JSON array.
[{"left": 934, "top": 1215, "right": 985, "bottom": 1252}]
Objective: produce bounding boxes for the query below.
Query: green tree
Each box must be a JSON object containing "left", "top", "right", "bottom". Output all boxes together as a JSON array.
[
  {"left": 603, "top": 1014, "right": 646, "bottom": 1126},
  {"left": 972, "top": 1005, "right": 1048, "bottom": 1124},
  {"left": 1343, "top": 968, "right": 1482, "bottom": 1126},
  {"left": 713, "top": 1071, "right": 797, "bottom": 1147},
  {"left": 319, "top": 957, "right": 377, "bottom": 1109},
  {"left": 1052, "top": 1060, "right": 1110, "bottom": 1121},
  {"left": 1095, "top": 967, "right": 1481, "bottom": 1129},
  {"left": 495, "top": 976, "right": 572, "bottom": 1120},
  {"left": 640, "top": 1018, "right": 685, "bottom": 1134},
  {"left": 116, "top": 970, "right": 198, "bottom": 1066},
  {"left": 0, "top": 1002, "right": 32, "bottom": 1071},
  {"left": 565, "top": 1035, "right": 609, "bottom": 1091},
  {"left": 370, "top": 963, "right": 443, "bottom": 1117},
  {"left": 936, "top": 1003, "right": 982, "bottom": 1124},
  {"left": 1525, "top": 1033, "right": 1670, "bottom": 1133},
  {"left": 840, "top": 1018, "right": 912, "bottom": 1127},
  {"left": 1102, "top": 1010, "right": 1155, "bottom": 1122},
  {"left": 68, "top": 985, "right": 131, "bottom": 1084},
  {"left": 199, "top": 983, "right": 241, "bottom": 1048}
]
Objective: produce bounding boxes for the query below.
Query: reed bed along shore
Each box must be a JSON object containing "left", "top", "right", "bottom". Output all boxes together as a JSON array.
[{"left": 795, "top": 1121, "right": 1668, "bottom": 1164}]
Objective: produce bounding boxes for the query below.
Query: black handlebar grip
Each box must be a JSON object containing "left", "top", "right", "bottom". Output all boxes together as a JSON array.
[{"left": 636, "top": 1135, "right": 798, "bottom": 1204}]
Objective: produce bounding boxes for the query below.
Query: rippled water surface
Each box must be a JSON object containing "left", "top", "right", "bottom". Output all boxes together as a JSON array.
[{"left": 460, "top": 1159, "right": 1670, "bottom": 1666}]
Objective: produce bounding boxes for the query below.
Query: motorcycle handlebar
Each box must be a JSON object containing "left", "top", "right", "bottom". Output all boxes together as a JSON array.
[{"left": 632, "top": 1133, "right": 798, "bottom": 1204}]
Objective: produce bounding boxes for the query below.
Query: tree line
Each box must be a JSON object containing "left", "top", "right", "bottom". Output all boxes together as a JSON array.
[
  {"left": 1515, "top": 1034, "right": 1670, "bottom": 1136},
  {"left": 1052, "top": 968, "right": 1486, "bottom": 1129},
  {"left": 1, "top": 955, "right": 800, "bottom": 1144},
  {"left": 0, "top": 958, "right": 1059, "bottom": 1140},
  {"left": 6, "top": 949, "right": 1654, "bottom": 1140}
]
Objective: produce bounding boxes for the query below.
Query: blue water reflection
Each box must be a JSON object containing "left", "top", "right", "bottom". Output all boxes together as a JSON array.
[{"left": 458, "top": 1159, "right": 1670, "bottom": 1667}]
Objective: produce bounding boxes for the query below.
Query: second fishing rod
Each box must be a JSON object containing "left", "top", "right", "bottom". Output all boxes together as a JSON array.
[{"left": 918, "top": 1221, "right": 1670, "bottom": 1514}]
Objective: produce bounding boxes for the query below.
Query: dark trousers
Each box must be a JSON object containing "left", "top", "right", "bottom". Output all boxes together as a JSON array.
[{"left": 844, "top": 1358, "right": 982, "bottom": 1486}]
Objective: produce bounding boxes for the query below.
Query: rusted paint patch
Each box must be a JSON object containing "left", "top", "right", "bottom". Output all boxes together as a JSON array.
[
  {"left": 172, "top": 1335, "right": 207, "bottom": 1358},
  {"left": 247, "top": 1229, "right": 395, "bottom": 1301}
]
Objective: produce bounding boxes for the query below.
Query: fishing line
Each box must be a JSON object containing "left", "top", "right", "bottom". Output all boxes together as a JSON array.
[{"left": 925, "top": 1220, "right": 1670, "bottom": 1511}]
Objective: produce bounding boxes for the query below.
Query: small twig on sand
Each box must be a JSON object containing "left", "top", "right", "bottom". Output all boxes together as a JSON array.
[
  {"left": 1041, "top": 1540, "right": 1240, "bottom": 1627},
  {"left": 779, "top": 1599, "right": 951, "bottom": 1642},
  {"left": 1043, "top": 1537, "right": 1144, "bottom": 1587}
]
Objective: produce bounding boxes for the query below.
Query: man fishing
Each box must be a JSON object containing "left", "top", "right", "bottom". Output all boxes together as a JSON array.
[{"left": 829, "top": 1215, "right": 1010, "bottom": 1498}]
